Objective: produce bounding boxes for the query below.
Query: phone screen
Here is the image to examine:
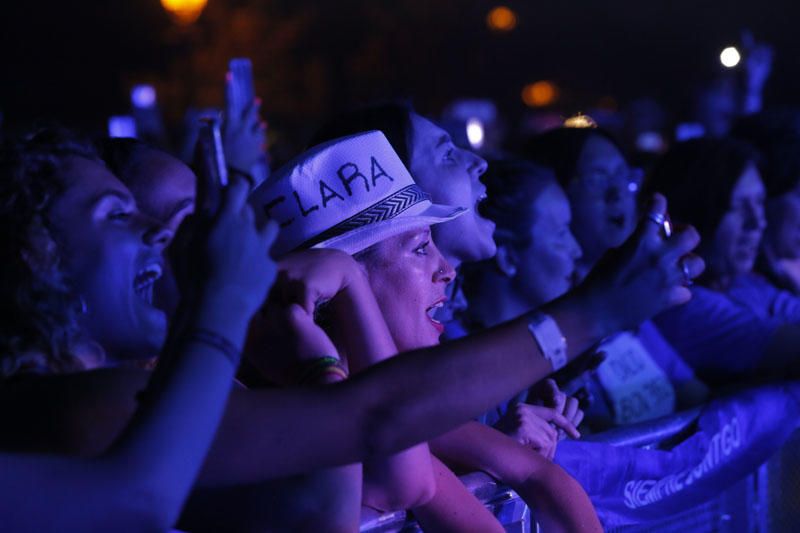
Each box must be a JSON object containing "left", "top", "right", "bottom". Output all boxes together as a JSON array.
[
  {"left": 196, "top": 118, "right": 229, "bottom": 215},
  {"left": 228, "top": 58, "right": 255, "bottom": 117}
]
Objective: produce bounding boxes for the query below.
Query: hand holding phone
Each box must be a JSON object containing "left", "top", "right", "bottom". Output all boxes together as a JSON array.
[
  {"left": 224, "top": 58, "right": 270, "bottom": 186},
  {"left": 195, "top": 117, "right": 229, "bottom": 217}
]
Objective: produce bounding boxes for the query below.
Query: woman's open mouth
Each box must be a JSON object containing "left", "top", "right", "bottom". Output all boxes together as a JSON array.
[
  {"left": 134, "top": 263, "right": 163, "bottom": 305},
  {"left": 426, "top": 300, "right": 446, "bottom": 333}
]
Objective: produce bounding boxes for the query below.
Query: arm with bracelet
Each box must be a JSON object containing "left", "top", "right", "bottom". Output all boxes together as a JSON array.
[
  {"left": 3, "top": 195, "right": 703, "bottom": 494},
  {"left": 199, "top": 193, "right": 704, "bottom": 483},
  {"left": 319, "top": 258, "right": 438, "bottom": 512},
  {"left": 0, "top": 169, "right": 279, "bottom": 531}
]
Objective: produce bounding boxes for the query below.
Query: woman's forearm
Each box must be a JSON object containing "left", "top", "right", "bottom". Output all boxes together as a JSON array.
[
  {"left": 200, "top": 293, "right": 613, "bottom": 483},
  {"left": 333, "top": 276, "right": 438, "bottom": 511},
  {"left": 412, "top": 456, "right": 505, "bottom": 533},
  {"left": 516, "top": 465, "right": 602, "bottom": 533}
]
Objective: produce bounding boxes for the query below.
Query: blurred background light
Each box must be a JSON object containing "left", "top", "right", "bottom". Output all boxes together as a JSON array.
[
  {"left": 521, "top": 80, "right": 558, "bottom": 107},
  {"left": 563, "top": 113, "right": 597, "bottom": 128},
  {"left": 720, "top": 46, "right": 741, "bottom": 68},
  {"left": 160, "top": 0, "right": 208, "bottom": 25},
  {"left": 131, "top": 84, "right": 157, "bottom": 109},
  {"left": 465, "top": 118, "right": 485, "bottom": 149},
  {"left": 487, "top": 6, "right": 517, "bottom": 32}
]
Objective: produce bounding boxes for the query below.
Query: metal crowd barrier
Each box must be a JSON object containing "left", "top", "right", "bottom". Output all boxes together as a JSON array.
[{"left": 360, "top": 407, "right": 799, "bottom": 532}]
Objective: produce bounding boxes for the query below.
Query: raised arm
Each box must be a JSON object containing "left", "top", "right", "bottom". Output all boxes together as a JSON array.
[
  {"left": 201, "top": 195, "right": 704, "bottom": 480},
  {"left": 4, "top": 196, "right": 702, "bottom": 488},
  {"left": 0, "top": 176, "right": 278, "bottom": 532}
]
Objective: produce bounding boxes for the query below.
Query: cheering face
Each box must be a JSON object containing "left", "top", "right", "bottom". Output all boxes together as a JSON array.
[
  {"left": 48, "top": 157, "right": 172, "bottom": 361},
  {"left": 125, "top": 149, "right": 196, "bottom": 235},
  {"left": 709, "top": 163, "right": 767, "bottom": 279},
  {"left": 766, "top": 188, "right": 800, "bottom": 260},
  {"left": 358, "top": 228, "right": 455, "bottom": 351},
  {"left": 408, "top": 114, "right": 496, "bottom": 266},
  {"left": 567, "top": 135, "right": 637, "bottom": 262},
  {"left": 515, "top": 183, "right": 582, "bottom": 306}
]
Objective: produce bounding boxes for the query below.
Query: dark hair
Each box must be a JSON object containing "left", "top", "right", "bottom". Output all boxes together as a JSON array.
[
  {"left": 0, "top": 128, "right": 98, "bottom": 377},
  {"left": 311, "top": 102, "right": 415, "bottom": 167},
  {"left": 732, "top": 111, "right": 800, "bottom": 198},
  {"left": 521, "top": 127, "right": 625, "bottom": 190},
  {"left": 97, "top": 137, "right": 155, "bottom": 185},
  {"left": 478, "top": 158, "right": 558, "bottom": 249},
  {"left": 648, "top": 137, "right": 758, "bottom": 240}
]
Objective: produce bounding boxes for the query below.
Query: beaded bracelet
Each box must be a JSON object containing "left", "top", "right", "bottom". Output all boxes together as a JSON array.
[
  {"left": 187, "top": 328, "right": 242, "bottom": 368},
  {"left": 294, "top": 356, "right": 349, "bottom": 385}
]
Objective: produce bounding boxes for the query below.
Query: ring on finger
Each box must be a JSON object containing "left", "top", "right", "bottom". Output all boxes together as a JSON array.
[
  {"left": 680, "top": 257, "right": 693, "bottom": 286},
  {"left": 647, "top": 212, "right": 665, "bottom": 226},
  {"left": 647, "top": 212, "right": 672, "bottom": 237}
]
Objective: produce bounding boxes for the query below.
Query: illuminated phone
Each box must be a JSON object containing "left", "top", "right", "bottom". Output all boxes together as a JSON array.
[
  {"left": 195, "top": 117, "right": 229, "bottom": 216},
  {"left": 228, "top": 58, "right": 255, "bottom": 118},
  {"left": 108, "top": 115, "right": 137, "bottom": 138},
  {"left": 227, "top": 57, "right": 270, "bottom": 187}
]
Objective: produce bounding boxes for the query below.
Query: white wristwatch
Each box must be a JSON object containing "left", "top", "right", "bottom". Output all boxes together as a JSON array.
[{"left": 526, "top": 312, "right": 568, "bottom": 371}]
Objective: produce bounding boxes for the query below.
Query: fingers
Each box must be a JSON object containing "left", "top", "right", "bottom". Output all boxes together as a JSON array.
[
  {"left": 244, "top": 98, "right": 261, "bottom": 128},
  {"left": 639, "top": 193, "right": 668, "bottom": 242},
  {"left": 563, "top": 396, "right": 580, "bottom": 422},
  {"left": 547, "top": 411, "right": 581, "bottom": 439},
  {"left": 551, "top": 385, "right": 567, "bottom": 414},
  {"left": 543, "top": 378, "right": 560, "bottom": 403},
  {"left": 571, "top": 407, "right": 585, "bottom": 429},
  {"left": 260, "top": 219, "right": 279, "bottom": 249},
  {"left": 661, "top": 225, "right": 701, "bottom": 264},
  {"left": 220, "top": 173, "right": 251, "bottom": 215},
  {"left": 528, "top": 415, "right": 558, "bottom": 443},
  {"left": 523, "top": 404, "right": 580, "bottom": 439},
  {"left": 668, "top": 285, "right": 693, "bottom": 307},
  {"left": 681, "top": 254, "right": 705, "bottom": 282}
]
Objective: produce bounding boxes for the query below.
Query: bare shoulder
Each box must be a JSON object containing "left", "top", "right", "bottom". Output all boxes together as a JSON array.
[{"left": 0, "top": 367, "right": 152, "bottom": 455}]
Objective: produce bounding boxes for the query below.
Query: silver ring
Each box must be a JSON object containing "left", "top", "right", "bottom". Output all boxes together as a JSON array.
[
  {"left": 647, "top": 212, "right": 666, "bottom": 226},
  {"left": 680, "top": 257, "right": 693, "bottom": 286},
  {"left": 648, "top": 212, "right": 671, "bottom": 237}
]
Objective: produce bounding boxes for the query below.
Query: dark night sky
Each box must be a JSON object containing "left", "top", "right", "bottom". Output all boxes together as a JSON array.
[{"left": 1, "top": 0, "right": 799, "bottom": 139}]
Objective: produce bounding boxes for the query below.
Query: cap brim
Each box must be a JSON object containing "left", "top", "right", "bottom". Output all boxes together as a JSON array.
[{"left": 313, "top": 203, "right": 468, "bottom": 255}]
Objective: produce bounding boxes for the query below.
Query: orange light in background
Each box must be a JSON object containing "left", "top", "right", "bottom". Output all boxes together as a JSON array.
[
  {"left": 521, "top": 81, "right": 558, "bottom": 107},
  {"left": 487, "top": 6, "right": 517, "bottom": 32},
  {"left": 160, "top": 0, "right": 208, "bottom": 25}
]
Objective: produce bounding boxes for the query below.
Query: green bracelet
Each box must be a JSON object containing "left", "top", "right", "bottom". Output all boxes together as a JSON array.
[{"left": 294, "top": 356, "right": 348, "bottom": 385}]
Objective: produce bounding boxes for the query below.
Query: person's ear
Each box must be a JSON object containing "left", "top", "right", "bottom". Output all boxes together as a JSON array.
[{"left": 494, "top": 243, "right": 518, "bottom": 278}]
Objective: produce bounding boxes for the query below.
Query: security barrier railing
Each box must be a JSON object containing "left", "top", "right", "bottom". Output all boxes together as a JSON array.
[{"left": 360, "top": 408, "right": 799, "bottom": 532}]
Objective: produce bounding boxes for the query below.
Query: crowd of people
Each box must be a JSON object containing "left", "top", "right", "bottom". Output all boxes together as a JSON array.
[{"left": 1, "top": 35, "right": 799, "bottom": 532}]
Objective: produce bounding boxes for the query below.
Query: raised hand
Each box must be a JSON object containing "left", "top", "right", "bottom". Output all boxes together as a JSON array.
[
  {"left": 223, "top": 76, "right": 267, "bottom": 175},
  {"left": 274, "top": 249, "right": 366, "bottom": 314},
  {"left": 201, "top": 175, "right": 279, "bottom": 319},
  {"left": 495, "top": 402, "right": 579, "bottom": 460},
  {"left": 575, "top": 194, "right": 704, "bottom": 334}
]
